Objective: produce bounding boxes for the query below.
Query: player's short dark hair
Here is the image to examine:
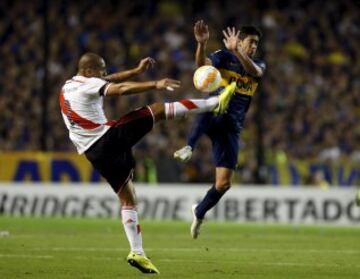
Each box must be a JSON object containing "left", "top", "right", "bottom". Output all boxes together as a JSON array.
[{"left": 239, "top": 26, "right": 262, "bottom": 40}]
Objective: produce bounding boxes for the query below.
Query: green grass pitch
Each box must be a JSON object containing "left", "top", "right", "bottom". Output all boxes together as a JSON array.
[{"left": 0, "top": 217, "right": 359, "bottom": 278}]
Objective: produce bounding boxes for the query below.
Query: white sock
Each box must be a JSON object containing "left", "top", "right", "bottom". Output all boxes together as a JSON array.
[
  {"left": 165, "top": 96, "right": 219, "bottom": 119},
  {"left": 121, "top": 207, "right": 144, "bottom": 255}
]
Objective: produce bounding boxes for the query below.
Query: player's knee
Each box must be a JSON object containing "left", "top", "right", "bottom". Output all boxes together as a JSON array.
[
  {"left": 118, "top": 184, "right": 137, "bottom": 207},
  {"left": 149, "top": 103, "right": 165, "bottom": 122},
  {"left": 215, "top": 180, "right": 231, "bottom": 193}
]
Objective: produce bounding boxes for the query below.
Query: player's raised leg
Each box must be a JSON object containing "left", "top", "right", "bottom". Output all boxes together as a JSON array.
[
  {"left": 119, "top": 181, "right": 160, "bottom": 274},
  {"left": 149, "top": 82, "right": 236, "bottom": 123},
  {"left": 173, "top": 82, "right": 236, "bottom": 162}
]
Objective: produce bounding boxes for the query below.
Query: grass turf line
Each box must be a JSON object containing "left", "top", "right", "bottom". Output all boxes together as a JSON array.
[{"left": 0, "top": 217, "right": 359, "bottom": 279}]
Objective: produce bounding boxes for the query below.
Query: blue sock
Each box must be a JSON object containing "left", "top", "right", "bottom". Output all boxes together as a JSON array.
[{"left": 195, "top": 185, "right": 226, "bottom": 219}]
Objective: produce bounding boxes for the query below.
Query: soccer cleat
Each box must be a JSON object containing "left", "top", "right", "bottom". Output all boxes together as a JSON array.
[
  {"left": 127, "top": 252, "right": 160, "bottom": 274},
  {"left": 212, "top": 81, "right": 237, "bottom": 115},
  {"left": 190, "top": 204, "right": 203, "bottom": 239},
  {"left": 173, "top": 145, "right": 193, "bottom": 162}
]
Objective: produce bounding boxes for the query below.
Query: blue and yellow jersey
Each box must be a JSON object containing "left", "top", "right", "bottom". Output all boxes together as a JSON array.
[
  {"left": 208, "top": 49, "right": 266, "bottom": 131},
  {"left": 209, "top": 49, "right": 265, "bottom": 96}
]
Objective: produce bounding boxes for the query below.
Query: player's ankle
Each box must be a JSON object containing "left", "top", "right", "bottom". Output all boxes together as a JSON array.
[{"left": 131, "top": 250, "right": 145, "bottom": 256}]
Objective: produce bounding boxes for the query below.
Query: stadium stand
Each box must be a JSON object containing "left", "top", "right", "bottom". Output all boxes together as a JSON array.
[{"left": 0, "top": 0, "right": 358, "bottom": 184}]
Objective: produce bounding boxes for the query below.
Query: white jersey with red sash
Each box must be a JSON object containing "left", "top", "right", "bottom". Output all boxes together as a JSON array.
[{"left": 60, "top": 75, "right": 113, "bottom": 154}]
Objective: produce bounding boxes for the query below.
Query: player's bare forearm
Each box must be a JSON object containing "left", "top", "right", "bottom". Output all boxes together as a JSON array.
[
  {"left": 195, "top": 43, "right": 212, "bottom": 67},
  {"left": 106, "top": 79, "right": 180, "bottom": 96},
  {"left": 106, "top": 81, "right": 157, "bottom": 96},
  {"left": 104, "top": 57, "right": 156, "bottom": 82},
  {"left": 104, "top": 68, "right": 140, "bottom": 83},
  {"left": 232, "top": 49, "right": 263, "bottom": 77},
  {"left": 195, "top": 42, "right": 207, "bottom": 67}
]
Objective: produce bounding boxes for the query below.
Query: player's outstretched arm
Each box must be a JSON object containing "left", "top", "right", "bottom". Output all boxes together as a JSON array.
[
  {"left": 194, "top": 20, "right": 212, "bottom": 67},
  {"left": 223, "top": 27, "right": 264, "bottom": 77},
  {"left": 104, "top": 57, "right": 156, "bottom": 82},
  {"left": 106, "top": 78, "right": 180, "bottom": 96}
]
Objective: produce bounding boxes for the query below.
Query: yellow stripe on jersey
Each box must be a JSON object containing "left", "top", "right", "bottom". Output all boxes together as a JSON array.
[{"left": 219, "top": 69, "right": 259, "bottom": 96}]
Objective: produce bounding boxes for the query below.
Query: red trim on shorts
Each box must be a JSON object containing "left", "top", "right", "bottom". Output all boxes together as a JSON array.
[
  {"left": 114, "top": 107, "right": 152, "bottom": 126},
  {"left": 146, "top": 105, "right": 155, "bottom": 124},
  {"left": 105, "top": 120, "right": 117, "bottom": 126},
  {"left": 180, "top": 99, "right": 198, "bottom": 110},
  {"left": 116, "top": 169, "right": 134, "bottom": 194},
  {"left": 59, "top": 92, "right": 101, "bottom": 129}
]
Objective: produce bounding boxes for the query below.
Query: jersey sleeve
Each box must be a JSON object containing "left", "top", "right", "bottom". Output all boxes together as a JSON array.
[
  {"left": 208, "top": 50, "right": 225, "bottom": 68},
  {"left": 82, "top": 77, "right": 111, "bottom": 97}
]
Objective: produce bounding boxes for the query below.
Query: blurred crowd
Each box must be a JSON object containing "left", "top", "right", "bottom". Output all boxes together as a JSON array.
[{"left": 0, "top": 0, "right": 359, "bottom": 184}]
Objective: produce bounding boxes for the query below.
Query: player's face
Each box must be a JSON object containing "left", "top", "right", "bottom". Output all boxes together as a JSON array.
[
  {"left": 238, "top": 35, "right": 259, "bottom": 58},
  {"left": 86, "top": 59, "right": 107, "bottom": 78}
]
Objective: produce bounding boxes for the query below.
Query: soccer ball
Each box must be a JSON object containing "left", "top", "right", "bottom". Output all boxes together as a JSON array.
[{"left": 193, "top": 65, "right": 222, "bottom": 93}]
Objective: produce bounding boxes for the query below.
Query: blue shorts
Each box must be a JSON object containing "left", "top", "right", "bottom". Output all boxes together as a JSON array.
[
  {"left": 187, "top": 90, "right": 249, "bottom": 170},
  {"left": 208, "top": 116, "right": 240, "bottom": 170},
  {"left": 190, "top": 112, "right": 240, "bottom": 170}
]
